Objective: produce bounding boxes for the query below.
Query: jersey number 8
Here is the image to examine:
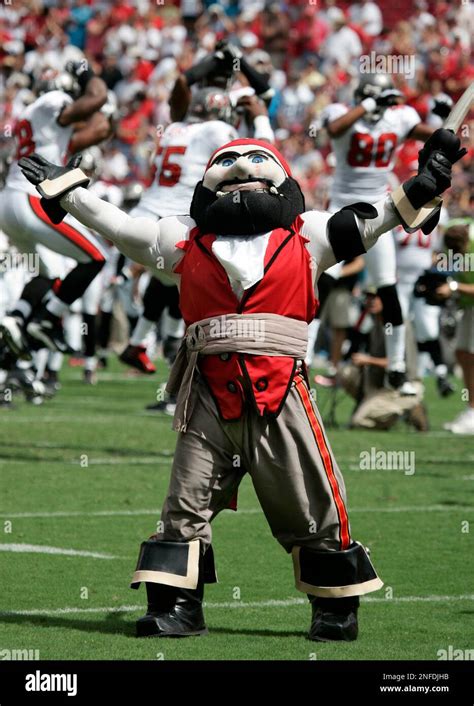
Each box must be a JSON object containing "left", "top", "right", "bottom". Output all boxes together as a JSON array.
[{"left": 15, "top": 119, "right": 36, "bottom": 160}]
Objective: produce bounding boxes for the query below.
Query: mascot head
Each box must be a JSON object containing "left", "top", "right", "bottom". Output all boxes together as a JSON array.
[{"left": 190, "top": 138, "right": 305, "bottom": 235}]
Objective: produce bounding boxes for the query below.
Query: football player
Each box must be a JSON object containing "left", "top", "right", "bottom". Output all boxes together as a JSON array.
[
  {"left": 0, "top": 65, "right": 109, "bottom": 357},
  {"left": 393, "top": 218, "right": 454, "bottom": 396},
  {"left": 169, "top": 40, "right": 275, "bottom": 126},
  {"left": 322, "top": 72, "right": 435, "bottom": 392}
]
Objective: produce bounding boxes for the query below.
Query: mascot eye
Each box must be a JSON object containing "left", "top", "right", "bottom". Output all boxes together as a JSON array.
[
  {"left": 219, "top": 156, "right": 236, "bottom": 167},
  {"left": 249, "top": 154, "right": 266, "bottom": 163}
]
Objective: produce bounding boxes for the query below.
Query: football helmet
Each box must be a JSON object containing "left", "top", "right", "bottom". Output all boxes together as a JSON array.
[
  {"left": 35, "top": 70, "right": 80, "bottom": 98},
  {"left": 354, "top": 73, "right": 402, "bottom": 121},
  {"left": 187, "top": 87, "right": 234, "bottom": 125}
]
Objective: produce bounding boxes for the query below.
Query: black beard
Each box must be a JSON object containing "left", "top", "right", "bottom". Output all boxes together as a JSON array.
[{"left": 190, "top": 177, "right": 306, "bottom": 235}]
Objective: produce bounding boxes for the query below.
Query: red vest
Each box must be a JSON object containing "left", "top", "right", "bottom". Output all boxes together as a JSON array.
[{"left": 175, "top": 216, "right": 317, "bottom": 420}]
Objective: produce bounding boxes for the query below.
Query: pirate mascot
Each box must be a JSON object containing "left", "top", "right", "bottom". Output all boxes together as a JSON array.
[{"left": 19, "top": 128, "right": 465, "bottom": 641}]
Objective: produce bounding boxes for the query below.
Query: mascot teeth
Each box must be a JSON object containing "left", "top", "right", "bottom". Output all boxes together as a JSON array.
[{"left": 269, "top": 186, "right": 278, "bottom": 194}]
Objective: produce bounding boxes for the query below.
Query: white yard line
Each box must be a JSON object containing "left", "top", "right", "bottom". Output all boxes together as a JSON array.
[
  {"left": 0, "top": 416, "right": 145, "bottom": 423},
  {"left": 0, "top": 505, "right": 471, "bottom": 519},
  {"left": 1, "top": 594, "right": 473, "bottom": 618},
  {"left": 71, "top": 459, "right": 171, "bottom": 466},
  {"left": 82, "top": 374, "right": 153, "bottom": 382},
  {"left": 0, "top": 543, "right": 119, "bottom": 559}
]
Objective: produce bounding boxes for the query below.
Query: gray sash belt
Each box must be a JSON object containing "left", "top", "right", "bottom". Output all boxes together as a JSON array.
[{"left": 166, "top": 313, "right": 308, "bottom": 432}]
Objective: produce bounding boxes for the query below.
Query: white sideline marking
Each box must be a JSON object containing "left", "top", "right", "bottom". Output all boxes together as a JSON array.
[
  {"left": 83, "top": 374, "right": 153, "bottom": 382},
  {"left": 351, "top": 505, "right": 473, "bottom": 513},
  {"left": 0, "top": 459, "right": 171, "bottom": 467},
  {"left": 0, "top": 505, "right": 471, "bottom": 520},
  {"left": 1, "top": 594, "right": 473, "bottom": 618},
  {"left": 0, "top": 543, "right": 118, "bottom": 559},
  {"left": 0, "top": 415, "right": 163, "bottom": 423},
  {"left": 69, "top": 458, "right": 171, "bottom": 466}
]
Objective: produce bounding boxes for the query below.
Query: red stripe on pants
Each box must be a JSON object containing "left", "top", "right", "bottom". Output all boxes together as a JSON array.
[
  {"left": 28, "top": 195, "right": 104, "bottom": 262},
  {"left": 295, "top": 375, "right": 351, "bottom": 549}
]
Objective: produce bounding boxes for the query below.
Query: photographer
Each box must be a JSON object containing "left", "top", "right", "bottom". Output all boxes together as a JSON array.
[{"left": 338, "top": 290, "right": 426, "bottom": 431}]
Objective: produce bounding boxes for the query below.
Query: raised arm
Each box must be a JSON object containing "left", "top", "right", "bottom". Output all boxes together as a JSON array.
[
  {"left": 301, "top": 197, "right": 400, "bottom": 279},
  {"left": 325, "top": 104, "right": 370, "bottom": 138},
  {"left": 62, "top": 187, "right": 162, "bottom": 268},
  {"left": 325, "top": 89, "right": 404, "bottom": 138},
  {"left": 17, "top": 154, "right": 193, "bottom": 274},
  {"left": 58, "top": 75, "right": 108, "bottom": 126},
  {"left": 68, "top": 112, "right": 112, "bottom": 153},
  {"left": 302, "top": 128, "right": 467, "bottom": 279}
]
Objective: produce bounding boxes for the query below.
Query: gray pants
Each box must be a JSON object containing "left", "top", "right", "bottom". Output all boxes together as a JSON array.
[{"left": 160, "top": 372, "right": 351, "bottom": 553}]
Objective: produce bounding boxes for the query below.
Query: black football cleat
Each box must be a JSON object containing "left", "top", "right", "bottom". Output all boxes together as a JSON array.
[
  {"left": 308, "top": 596, "right": 359, "bottom": 642},
  {"left": 136, "top": 582, "right": 207, "bottom": 638},
  {"left": 386, "top": 370, "right": 417, "bottom": 396},
  {"left": 7, "top": 366, "right": 45, "bottom": 402},
  {"left": 119, "top": 344, "right": 156, "bottom": 374},
  {"left": 0, "top": 316, "right": 32, "bottom": 360},
  {"left": 83, "top": 369, "right": 97, "bottom": 385},
  {"left": 145, "top": 394, "right": 177, "bottom": 416},
  {"left": 27, "top": 309, "right": 73, "bottom": 354},
  {"left": 436, "top": 375, "right": 455, "bottom": 397},
  {"left": 41, "top": 369, "right": 61, "bottom": 398}
]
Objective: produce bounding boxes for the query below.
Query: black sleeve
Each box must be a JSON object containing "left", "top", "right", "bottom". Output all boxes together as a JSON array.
[
  {"left": 238, "top": 57, "right": 274, "bottom": 100},
  {"left": 184, "top": 55, "right": 221, "bottom": 86},
  {"left": 327, "top": 203, "right": 377, "bottom": 262}
]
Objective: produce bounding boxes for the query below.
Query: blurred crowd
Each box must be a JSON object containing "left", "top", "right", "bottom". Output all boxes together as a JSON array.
[{"left": 1, "top": 0, "right": 472, "bottom": 213}]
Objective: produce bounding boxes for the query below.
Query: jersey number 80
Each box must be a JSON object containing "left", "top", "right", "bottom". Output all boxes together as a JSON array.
[{"left": 347, "top": 132, "right": 397, "bottom": 168}]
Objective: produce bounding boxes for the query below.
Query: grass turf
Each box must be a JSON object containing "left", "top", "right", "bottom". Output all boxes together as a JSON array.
[{"left": 0, "top": 359, "right": 472, "bottom": 661}]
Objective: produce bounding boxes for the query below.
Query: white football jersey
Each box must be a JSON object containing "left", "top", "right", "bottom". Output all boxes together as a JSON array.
[
  {"left": 6, "top": 90, "right": 74, "bottom": 195},
  {"left": 137, "top": 120, "right": 238, "bottom": 218},
  {"left": 323, "top": 103, "right": 421, "bottom": 206},
  {"left": 393, "top": 225, "right": 441, "bottom": 284}
]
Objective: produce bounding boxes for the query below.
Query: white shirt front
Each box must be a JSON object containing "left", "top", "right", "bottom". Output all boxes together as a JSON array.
[{"left": 212, "top": 232, "right": 272, "bottom": 299}]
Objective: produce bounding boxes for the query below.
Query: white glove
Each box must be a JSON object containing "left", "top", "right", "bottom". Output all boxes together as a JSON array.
[{"left": 361, "top": 97, "right": 377, "bottom": 113}]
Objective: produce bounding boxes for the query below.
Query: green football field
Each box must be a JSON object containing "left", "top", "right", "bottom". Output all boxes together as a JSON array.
[{"left": 0, "top": 360, "right": 472, "bottom": 661}]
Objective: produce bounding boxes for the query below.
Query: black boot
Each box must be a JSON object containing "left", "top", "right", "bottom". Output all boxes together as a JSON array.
[
  {"left": 308, "top": 596, "right": 359, "bottom": 642},
  {"left": 136, "top": 580, "right": 207, "bottom": 638}
]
